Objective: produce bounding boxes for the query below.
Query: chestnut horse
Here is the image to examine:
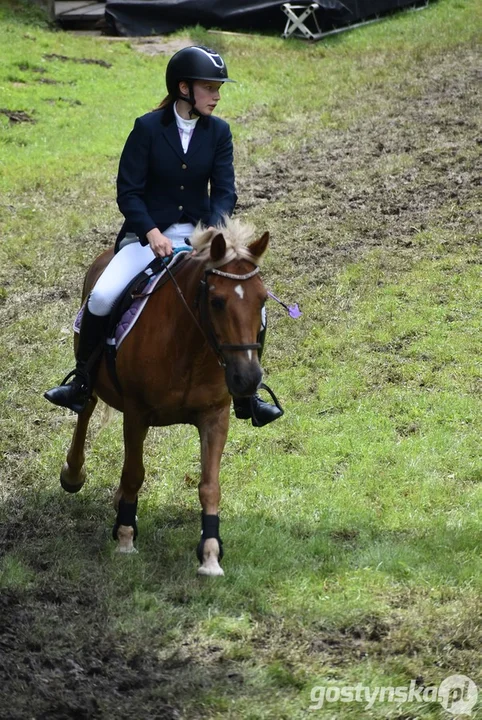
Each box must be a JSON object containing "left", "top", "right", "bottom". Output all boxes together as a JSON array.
[{"left": 58, "top": 219, "right": 269, "bottom": 576}]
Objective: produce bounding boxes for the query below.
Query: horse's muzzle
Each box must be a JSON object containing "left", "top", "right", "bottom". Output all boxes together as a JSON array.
[{"left": 224, "top": 357, "right": 263, "bottom": 397}]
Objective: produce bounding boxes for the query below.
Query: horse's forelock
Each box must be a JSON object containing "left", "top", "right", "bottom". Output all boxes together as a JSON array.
[{"left": 190, "top": 217, "right": 264, "bottom": 267}]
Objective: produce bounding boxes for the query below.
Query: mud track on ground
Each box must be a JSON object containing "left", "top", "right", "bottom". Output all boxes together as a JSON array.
[{"left": 238, "top": 46, "right": 480, "bottom": 285}]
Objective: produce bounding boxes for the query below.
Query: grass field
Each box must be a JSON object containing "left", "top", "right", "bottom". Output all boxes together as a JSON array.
[{"left": 0, "top": 0, "right": 481, "bottom": 718}]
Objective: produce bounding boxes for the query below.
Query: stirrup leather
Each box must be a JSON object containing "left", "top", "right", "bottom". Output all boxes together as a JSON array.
[{"left": 59, "top": 366, "right": 90, "bottom": 391}]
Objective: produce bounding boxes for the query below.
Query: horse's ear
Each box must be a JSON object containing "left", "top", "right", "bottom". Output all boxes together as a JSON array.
[
  {"left": 210, "top": 233, "right": 226, "bottom": 263},
  {"left": 248, "top": 231, "right": 269, "bottom": 260}
]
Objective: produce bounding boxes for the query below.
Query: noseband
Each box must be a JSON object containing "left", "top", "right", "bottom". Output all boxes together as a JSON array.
[{"left": 197, "top": 266, "right": 262, "bottom": 367}]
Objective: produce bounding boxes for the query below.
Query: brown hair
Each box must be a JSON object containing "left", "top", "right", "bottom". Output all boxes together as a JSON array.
[{"left": 153, "top": 94, "right": 173, "bottom": 111}]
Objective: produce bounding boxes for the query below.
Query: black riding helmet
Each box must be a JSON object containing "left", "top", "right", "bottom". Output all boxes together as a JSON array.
[{"left": 166, "top": 45, "right": 235, "bottom": 116}]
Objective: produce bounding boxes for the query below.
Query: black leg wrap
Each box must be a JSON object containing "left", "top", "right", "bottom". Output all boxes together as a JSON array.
[
  {"left": 196, "top": 513, "right": 223, "bottom": 563},
  {"left": 112, "top": 496, "right": 138, "bottom": 541}
]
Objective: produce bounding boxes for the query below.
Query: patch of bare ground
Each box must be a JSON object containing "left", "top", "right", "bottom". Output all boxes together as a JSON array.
[
  {"left": 237, "top": 47, "right": 481, "bottom": 284},
  {"left": 0, "top": 588, "right": 181, "bottom": 719},
  {"left": 67, "top": 33, "right": 194, "bottom": 57},
  {"left": 131, "top": 36, "right": 193, "bottom": 57},
  {"left": 0, "top": 108, "right": 36, "bottom": 123}
]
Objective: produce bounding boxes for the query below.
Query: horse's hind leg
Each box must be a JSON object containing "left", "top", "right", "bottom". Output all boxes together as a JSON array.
[
  {"left": 60, "top": 395, "right": 98, "bottom": 493},
  {"left": 196, "top": 407, "right": 229, "bottom": 577}
]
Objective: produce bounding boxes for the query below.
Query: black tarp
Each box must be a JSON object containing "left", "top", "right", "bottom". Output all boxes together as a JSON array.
[{"left": 105, "top": 0, "right": 427, "bottom": 37}]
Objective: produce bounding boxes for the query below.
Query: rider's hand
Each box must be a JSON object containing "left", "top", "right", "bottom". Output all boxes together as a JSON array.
[{"left": 146, "top": 228, "right": 173, "bottom": 258}]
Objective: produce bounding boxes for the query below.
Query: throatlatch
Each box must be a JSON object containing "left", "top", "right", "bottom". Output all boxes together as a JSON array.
[{"left": 196, "top": 513, "right": 224, "bottom": 563}]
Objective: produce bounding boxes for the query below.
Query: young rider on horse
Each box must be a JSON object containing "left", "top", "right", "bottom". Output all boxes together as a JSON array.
[{"left": 45, "top": 45, "right": 282, "bottom": 427}]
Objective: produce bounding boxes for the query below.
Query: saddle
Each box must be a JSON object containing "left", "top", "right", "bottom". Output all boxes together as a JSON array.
[
  {"left": 74, "top": 248, "right": 192, "bottom": 394},
  {"left": 105, "top": 248, "right": 192, "bottom": 392},
  {"left": 107, "top": 249, "right": 191, "bottom": 347}
]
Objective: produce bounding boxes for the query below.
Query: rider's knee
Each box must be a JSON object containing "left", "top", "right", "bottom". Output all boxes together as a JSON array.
[{"left": 87, "top": 290, "right": 112, "bottom": 317}]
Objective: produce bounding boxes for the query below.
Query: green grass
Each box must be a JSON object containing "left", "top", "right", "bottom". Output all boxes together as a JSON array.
[{"left": 0, "top": 0, "right": 481, "bottom": 718}]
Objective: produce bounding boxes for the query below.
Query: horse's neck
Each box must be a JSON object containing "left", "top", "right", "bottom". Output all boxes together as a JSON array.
[
  {"left": 150, "top": 256, "right": 206, "bottom": 329},
  {"left": 176, "top": 255, "right": 207, "bottom": 301}
]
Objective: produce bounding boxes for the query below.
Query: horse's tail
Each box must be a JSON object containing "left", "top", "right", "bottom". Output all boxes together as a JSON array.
[{"left": 96, "top": 400, "right": 118, "bottom": 435}]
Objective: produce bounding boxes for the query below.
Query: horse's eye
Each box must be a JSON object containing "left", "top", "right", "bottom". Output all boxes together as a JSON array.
[{"left": 210, "top": 296, "right": 225, "bottom": 311}]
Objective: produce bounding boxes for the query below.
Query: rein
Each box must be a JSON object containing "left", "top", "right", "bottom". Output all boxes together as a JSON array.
[{"left": 164, "top": 261, "right": 262, "bottom": 368}]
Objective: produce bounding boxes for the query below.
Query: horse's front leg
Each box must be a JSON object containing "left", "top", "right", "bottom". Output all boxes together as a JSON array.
[
  {"left": 196, "top": 405, "right": 230, "bottom": 577},
  {"left": 60, "top": 395, "right": 98, "bottom": 493},
  {"left": 113, "top": 409, "right": 148, "bottom": 554}
]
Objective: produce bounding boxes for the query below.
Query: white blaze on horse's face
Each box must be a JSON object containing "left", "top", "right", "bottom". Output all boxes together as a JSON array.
[{"left": 234, "top": 284, "right": 245, "bottom": 300}]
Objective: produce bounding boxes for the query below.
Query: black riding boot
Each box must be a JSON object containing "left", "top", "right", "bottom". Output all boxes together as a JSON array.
[
  {"left": 233, "top": 327, "right": 284, "bottom": 427},
  {"left": 44, "top": 305, "right": 107, "bottom": 414}
]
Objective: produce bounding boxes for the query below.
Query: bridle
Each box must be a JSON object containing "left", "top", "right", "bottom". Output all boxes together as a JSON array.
[
  {"left": 164, "top": 260, "right": 262, "bottom": 368},
  {"left": 198, "top": 266, "right": 262, "bottom": 366}
]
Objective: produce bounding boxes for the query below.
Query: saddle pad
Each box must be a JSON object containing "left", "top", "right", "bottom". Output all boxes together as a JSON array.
[{"left": 73, "top": 248, "right": 191, "bottom": 350}]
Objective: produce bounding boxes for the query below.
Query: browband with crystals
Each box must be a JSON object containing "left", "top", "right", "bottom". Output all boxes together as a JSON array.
[{"left": 208, "top": 266, "right": 260, "bottom": 281}]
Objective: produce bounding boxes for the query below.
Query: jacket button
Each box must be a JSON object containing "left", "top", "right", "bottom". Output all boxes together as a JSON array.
[
  {"left": 178, "top": 205, "right": 183, "bottom": 211},
  {"left": 181, "top": 164, "right": 187, "bottom": 170},
  {"left": 180, "top": 185, "right": 184, "bottom": 190}
]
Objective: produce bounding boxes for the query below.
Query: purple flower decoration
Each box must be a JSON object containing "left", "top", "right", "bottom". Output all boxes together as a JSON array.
[
  {"left": 288, "top": 303, "right": 302, "bottom": 319},
  {"left": 267, "top": 291, "right": 302, "bottom": 318}
]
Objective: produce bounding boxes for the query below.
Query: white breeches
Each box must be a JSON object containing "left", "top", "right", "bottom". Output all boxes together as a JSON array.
[{"left": 88, "top": 223, "right": 194, "bottom": 316}]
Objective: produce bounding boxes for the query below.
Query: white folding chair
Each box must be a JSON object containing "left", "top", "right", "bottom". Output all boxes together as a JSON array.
[
  {"left": 281, "top": 3, "right": 323, "bottom": 40},
  {"left": 282, "top": 1, "right": 430, "bottom": 41}
]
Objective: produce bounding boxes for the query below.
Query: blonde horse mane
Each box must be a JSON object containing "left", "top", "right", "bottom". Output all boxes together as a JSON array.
[{"left": 190, "top": 216, "right": 265, "bottom": 268}]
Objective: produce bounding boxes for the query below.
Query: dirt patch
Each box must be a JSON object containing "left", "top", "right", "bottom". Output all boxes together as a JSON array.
[
  {"left": 0, "top": 589, "right": 181, "bottom": 720},
  {"left": 42, "top": 97, "right": 83, "bottom": 106},
  {"left": 35, "top": 77, "right": 63, "bottom": 85},
  {"left": 16, "top": 62, "right": 46, "bottom": 73},
  {"left": 236, "top": 47, "right": 481, "bottom": 285},
  {"left": 131, "top": 36, "right": 193, "bottom": 57},
  {"left": 0, "top": 108, "right": 36, "bottom": 123},
  {"left": 43, "top": 53, "right": 112, "bottom": 68}
]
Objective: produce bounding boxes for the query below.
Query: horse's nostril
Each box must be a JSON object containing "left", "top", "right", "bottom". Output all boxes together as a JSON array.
[{"left": 226, "top": 362, "right": 262, "bottom": 397}]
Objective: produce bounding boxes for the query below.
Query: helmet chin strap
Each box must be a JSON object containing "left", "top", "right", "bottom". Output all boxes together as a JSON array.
[
  {"left": 188, "top": 105, "right": 202, "bottom": 119},
  {"left": 178, "top": 80, "right": 206, "bottom": 118}
]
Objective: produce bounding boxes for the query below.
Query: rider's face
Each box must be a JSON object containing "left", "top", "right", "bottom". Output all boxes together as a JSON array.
[
  {"left": 178, "top": 80, "right": 222, "bottom": 115},
  {"left": 192, "top": 80, "right": 222, "bottom": 114}
]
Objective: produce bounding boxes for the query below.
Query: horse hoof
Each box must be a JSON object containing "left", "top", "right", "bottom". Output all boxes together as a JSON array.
[
  {"left": 197, "top": 563, "right": 224, "bottom": 577},
  {"left": 115, "top": 524, "right": 137, "bottom": 554},
  {"left": 197, "top": 537, "right": 224, "bottom": 576},
  {"left": 60, "top": 463, "right": 86, "bottom": 493},
  {"left": 116, "top": 545, "right": 138, "bottom": 555}
]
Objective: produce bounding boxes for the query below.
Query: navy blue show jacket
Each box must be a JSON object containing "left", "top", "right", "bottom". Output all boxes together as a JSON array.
[{"left": 115, "top": 103, "right": 238, "bottom": 251}]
